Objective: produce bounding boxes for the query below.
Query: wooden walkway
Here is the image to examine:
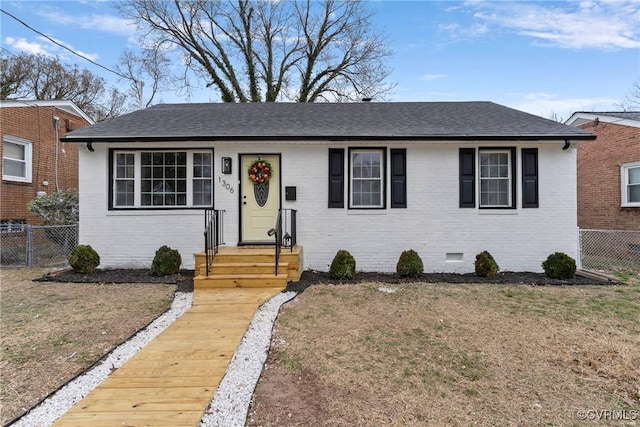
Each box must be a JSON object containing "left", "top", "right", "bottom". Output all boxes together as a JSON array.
[{"left": 52, "top": 287, "right": 283, "bottom": 427}]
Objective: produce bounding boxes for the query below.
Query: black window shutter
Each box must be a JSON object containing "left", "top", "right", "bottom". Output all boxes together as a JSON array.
[
  {"left": 328, "top": 149, "right": 344, "bottom": 208},
  {"left": 522, "top": 148, "right": 539, "bottom": 208},
  {"left": 459, "top": 148, "right": 475, "bottom": 208},
  {"left": 390, "top": 149, "right": 407, "bottom": 208}
]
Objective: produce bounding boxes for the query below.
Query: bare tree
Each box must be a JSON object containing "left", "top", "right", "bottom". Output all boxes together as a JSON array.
[
  {"left": 0, "top": 53, "right": 129, "bottom": 121},
  {"left": 116, "top": 0, "right": 395, "bottom": 102},
  {"left": 117, "top": 48, "right": 173, "bottom": 108},
  {"left": 617, "top": 79, "right": 640, "bottom": 111}
]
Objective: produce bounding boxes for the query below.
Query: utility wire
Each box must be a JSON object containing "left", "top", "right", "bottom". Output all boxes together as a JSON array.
[
  {"left": 1, "top": 46, "right": 19, "bottom": 57},
  {"left": 1, "top": 8, "right": 134, "bottom": 82}
]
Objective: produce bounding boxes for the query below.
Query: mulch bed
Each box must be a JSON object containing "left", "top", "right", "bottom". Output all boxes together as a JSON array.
[
  {"left": 36, "top": 269, "right": 618, "bottom": 294},
  {"left": 35, "top": 269, "right": 195, "bottom": 293},
  {"left": 285, "top": 270, "right": 619, "bottom": 292}
]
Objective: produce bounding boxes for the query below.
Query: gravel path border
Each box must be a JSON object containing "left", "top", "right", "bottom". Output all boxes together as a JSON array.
[
  {"left": 10, "top": 290, "right": 295, "bottom": 427},
  {"left": 200, "top": 291, "right": 297, "bottom": 427}
]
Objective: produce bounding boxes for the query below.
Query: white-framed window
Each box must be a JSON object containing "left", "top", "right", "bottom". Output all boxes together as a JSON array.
[
  {"left": 111, "top": 149, "right": 213, "bottom": 209},
  {"left": 479, "top": 149, "right": 512, "bottom": 208},
  {"left": 2, "top": 135, "right": 32, "bottom": 183},
  {"left": 349, "top": 149, "right": 384, "bottom": 208},
  {"left": 621, "top": 162, "right": 640, "bottom": 207}
]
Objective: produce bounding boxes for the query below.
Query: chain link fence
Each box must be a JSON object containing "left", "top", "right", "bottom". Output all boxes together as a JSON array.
[
  {"left": 0, "top": 224, "right": 78, "bottom": 268},
  {"left": 579, "top": 229, "right": 640, "bottom": 272}
]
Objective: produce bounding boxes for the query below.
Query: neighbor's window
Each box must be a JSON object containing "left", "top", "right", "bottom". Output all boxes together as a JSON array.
[
  {"left": 621, "top": 162, "right": 640, "bottom": 207},
  {"left": 2, "top": 135, "right": 32, "bottom": 183},
  {"left": 350, "top": 149, "right": 384, "bottom": 208},
  {"left": 479, "top": 149, "right": 512, "bottom": 208},
  {"left": 112, "top": 150, "right": 213, "bottom": 209}
]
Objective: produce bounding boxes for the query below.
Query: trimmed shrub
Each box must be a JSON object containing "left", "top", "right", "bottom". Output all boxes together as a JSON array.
[
  {"left": 329, "top": 249, "right": 356, "bottom": 280},
  {"left": 69, "top": 244, "right": 100, "bottom": 274},
  {"left": 542, "top": 252, "right": 576, "bottom": 279},
  {"left": 396, "top": 249, "right": 424, "bottom": 277},
  {"left": 474, "top": 251, "right": 499, "bottom": 278},
  {"left": 151, "top": 245, "right": 182, "bottom": 276}
]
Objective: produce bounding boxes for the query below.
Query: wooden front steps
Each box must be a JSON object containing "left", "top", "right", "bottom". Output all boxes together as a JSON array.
[{"left": 194, "top": 246, "right": 303, "bottom": 290}]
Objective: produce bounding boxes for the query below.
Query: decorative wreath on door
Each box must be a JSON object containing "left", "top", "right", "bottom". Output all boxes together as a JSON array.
[{"left": 248, "top": 160, "right": 271, "bottom": 184}]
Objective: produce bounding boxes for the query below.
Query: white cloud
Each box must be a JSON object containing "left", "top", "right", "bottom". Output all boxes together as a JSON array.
[
  {"left": 468, "top": 1, "right": 640, "bottom": 50},
  {"left": 420, "top": 73, "right": 447, "bottom": 81},
  {"left": 3, "top": 37, "right": 49, "bottom": 55},
  {"left": 437, "top": 22, "right": 488, "bottom": 41},
  {"left": 36, "top": 10, "right": 136, "bottom": 38},
  {"left": 511, "top": 92, "right": 622, "bottom": 120}
]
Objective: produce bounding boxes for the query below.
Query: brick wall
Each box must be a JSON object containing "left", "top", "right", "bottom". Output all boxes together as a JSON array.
[
  {"left": 0, "top": 105, "right": 91, "bottom": 224},
  {"left": 80, "top": 141, "right": 578, "bottom": 273},
  {"left": 576, "top": 121, "right": 640, "bottom": 230}
]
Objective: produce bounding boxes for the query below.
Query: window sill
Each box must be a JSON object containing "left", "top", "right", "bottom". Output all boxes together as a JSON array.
[
  {"left": 2, "top": 177, "right": 32, "bottom": 183},
  {"left": 347, "top": 209, "right": 388, "bottom": 215},
  {"left": 478, "top": 210, "right": 518, "bottom": 215}
]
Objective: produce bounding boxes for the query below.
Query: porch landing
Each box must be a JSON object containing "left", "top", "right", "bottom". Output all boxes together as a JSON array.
[{"left": 52, "top": 287, "right": 283, "bottom": 427}]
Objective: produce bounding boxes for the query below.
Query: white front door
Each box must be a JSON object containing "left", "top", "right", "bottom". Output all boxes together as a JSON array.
[{"left": 240, "top": 154, "right": 280, "bottom": 243}]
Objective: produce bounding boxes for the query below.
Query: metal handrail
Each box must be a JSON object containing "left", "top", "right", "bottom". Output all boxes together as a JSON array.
[
  {"left": 204, "top": 209, "right": 224, "bottom": 276},
  {"left": 269, "top": 209, "right": 297, "bottom": 276}
]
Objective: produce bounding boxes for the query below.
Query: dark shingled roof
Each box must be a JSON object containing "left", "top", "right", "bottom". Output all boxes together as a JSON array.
[{"left": 61, "top": 101, "right": 595, "bottom": 143}]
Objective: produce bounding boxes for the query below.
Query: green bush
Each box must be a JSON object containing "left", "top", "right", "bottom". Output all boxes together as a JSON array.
[
  {"left": 329, "top": 249, "right": 356, "bottom": 280},
  {"left": 474, "top": 251, "right": 499, "bottom": 278},
  {"left": 151, "top": 245, "right": 182, "bottom": 276},
  {"left": 68, "top": 245, "right": 100, "bottom": 274},
  {"left": 396, "top": 249, "right": 424, "bottom": 277},
  {"left": 542, "top": 252, "right": 576, "bottom": 279}
]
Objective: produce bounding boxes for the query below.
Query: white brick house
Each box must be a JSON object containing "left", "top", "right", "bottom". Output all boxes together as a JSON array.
[{"left": 62, "top": 102, "right": 594, "bottom": 273}]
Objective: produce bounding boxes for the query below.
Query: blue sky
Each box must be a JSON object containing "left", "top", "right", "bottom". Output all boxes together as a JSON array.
[{"left": 1, "top": 0, "right": 639, "bottom": 120}]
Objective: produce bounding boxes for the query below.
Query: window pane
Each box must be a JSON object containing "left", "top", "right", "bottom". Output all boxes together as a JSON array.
[
  {"left": 629, "top": 185, "right": 640, "bottom": 203},
  {"left": 141, "top": 166, "right": 151, "bottom": 178},
  {"left": 480, "top": 150, "right": 511, "bottom": 207},
  {"left": 3, "top": 159, "right": 25, "bottom": 177},
  {"left": 4, "top": 142, "right": 25, "bottom": 160},
  {"left": 629, "top": 167, "right": 640, "bottom": 185},
  {"left": 141, "top": 153, "right": 152, "bottom": 165}
]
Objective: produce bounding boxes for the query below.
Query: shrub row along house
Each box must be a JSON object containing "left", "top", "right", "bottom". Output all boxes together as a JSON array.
[
  {"left": 1, "top": 100, "right": 93, "bottom": 229},
  {"left": 61, "top": 102, "right": 595, "bottom": 273}
]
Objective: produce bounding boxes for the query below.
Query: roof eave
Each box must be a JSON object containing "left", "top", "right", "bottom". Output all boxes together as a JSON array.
[{"left": 61, "top": 133, "right": 596, "bottom": 143}]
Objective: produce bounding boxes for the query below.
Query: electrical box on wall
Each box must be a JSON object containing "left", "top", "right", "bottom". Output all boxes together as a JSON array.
[
  {"left": 285, "top": 186, "right": 297, "bottom": 201},
  {"left": 222, "top": 157, "right": 232, "bottom": 174}
]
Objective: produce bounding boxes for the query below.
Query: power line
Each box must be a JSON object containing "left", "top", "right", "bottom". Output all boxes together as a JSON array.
[
  {"left": 1, "top": 46, "right": 19, "bottom": 57},
  {"left": 1, "top": 8, "right": 134, "bottom": 82}
]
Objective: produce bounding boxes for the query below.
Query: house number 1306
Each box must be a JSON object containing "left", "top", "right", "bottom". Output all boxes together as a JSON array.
[{"left": 218, "top": 177, "right": 234, "bottom": 193}]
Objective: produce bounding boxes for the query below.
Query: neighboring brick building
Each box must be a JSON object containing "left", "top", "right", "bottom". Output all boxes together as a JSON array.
[
  {"left": 1, "top": 100, "right": 93, "bottom": 228},
  {"left": 566, "top": 112, "right": 640, "bottom": 231}
]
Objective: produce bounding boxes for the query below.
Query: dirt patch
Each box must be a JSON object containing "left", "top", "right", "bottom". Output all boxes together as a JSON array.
[
  {"left": 0, "top": 268, "right": 178, "bottom": 425},
  {"left": 250, "top": 275, "right": 640, "bottom": 426}
]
